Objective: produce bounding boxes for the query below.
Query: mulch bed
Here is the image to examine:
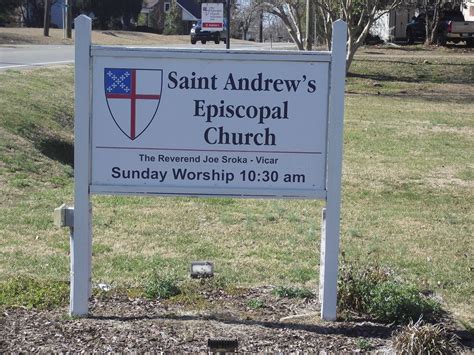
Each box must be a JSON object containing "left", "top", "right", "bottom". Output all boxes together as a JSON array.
[{"left": 1, "top": 286, "right": 471, "bottom": 352}]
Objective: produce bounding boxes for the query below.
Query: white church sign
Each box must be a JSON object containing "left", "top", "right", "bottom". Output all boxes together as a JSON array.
[{"left": 71, "top": 15, "right": 347, "bottom": 321}]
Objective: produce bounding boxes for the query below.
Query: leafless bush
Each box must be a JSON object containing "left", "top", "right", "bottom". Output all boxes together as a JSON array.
[{"left": 392, "top": 318, "right": 459, "bottom": 354}]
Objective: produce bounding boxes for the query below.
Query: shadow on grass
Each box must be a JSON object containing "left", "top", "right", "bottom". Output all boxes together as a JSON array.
[
  {"left": 35, "top": 137, "right": 74, "bottom": 167},
  {"left": 347, "top": 71, "right": 467, "bottom": 85},
  {"left": 349, "top": 58, "right": 473, "bottom": 85},
  {"left": 354, "top": 58, "right": 472, "bottom": 67},
  {"left": 345, "top": 90, "right": 473, "bottom": 103},
  {"left": 382, "top": 46, "right": 429, "bottom": 52},
  {"left": 372, "top": 42, "right": 472, "bottom": 51}
]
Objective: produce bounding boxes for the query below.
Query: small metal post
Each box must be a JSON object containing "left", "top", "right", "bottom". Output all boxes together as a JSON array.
[{"left": 226, "top": 0, "right": 231, "bottom": 49}]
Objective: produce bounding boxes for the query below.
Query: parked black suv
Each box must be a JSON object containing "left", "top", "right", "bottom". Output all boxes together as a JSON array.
[{"left": 190, "top": 19, "right": 227, "bottom": 44}]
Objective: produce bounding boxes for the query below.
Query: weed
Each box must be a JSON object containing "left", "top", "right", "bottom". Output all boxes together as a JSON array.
[
  {"left": 355, "top": 338, "right": 373, "bottom": 351},
  {"left": 338, "top": 262, "right": 392, "bottom": 314},
  {"left": 166, "top": 292, "right": 209, "bottom": 309},
  {"left": 144, "top": 272, "right": 181, "bottom": 300},
  {"left": 338, "top": 262, "right": 441, "bottom": 324},
  {"left": 247, "top": 298, "right": 265, "bottom": 309},
  {"left": 178, "top": 276, "right": 228, "bottom": 295},
  {"left": 272, "top": 286, "right": 315, "bottom": 299},
  {"left": 392, "top": 319, "right": 459, "bottom": 354},
  {"left": 368, "top": 281, "right": 441, "bottom": 324},
  {"left": 348, "top": 229, "right": 363, "bottom": 238},
  {"left": 161, "top": 277, "right": 230, "bottom": 309},
  {"left": 0, "top": 277, "right": 69, "bottom": 309}
]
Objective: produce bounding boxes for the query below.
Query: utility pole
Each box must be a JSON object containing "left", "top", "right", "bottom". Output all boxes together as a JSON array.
[
  {"left": 259, "top": 10, "right": 263, "bottom": 42},
  {"left": 43, "top": 0, "right": 52, "bottom": 37},
  {"left": 305, "top": 0, "right": 314, "bottom": 50},
  {"left": 66, "top": 0, "right": 72, "bottom": 39},
  {"left": 226, "top": 0, "right": 231, "bottom": 49}
]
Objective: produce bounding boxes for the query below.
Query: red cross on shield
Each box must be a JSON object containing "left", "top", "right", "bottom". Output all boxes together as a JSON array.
[{"left": 104, "top": 68, "right": 163, "bottom": 140}]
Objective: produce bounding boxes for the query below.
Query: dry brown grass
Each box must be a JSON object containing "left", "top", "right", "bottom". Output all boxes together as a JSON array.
[
  {"left": 392, "top": 319, "right": 460, "bottom": 354},
  {"left": 0, "top": 27, "right": 254, "bottom": 46}
]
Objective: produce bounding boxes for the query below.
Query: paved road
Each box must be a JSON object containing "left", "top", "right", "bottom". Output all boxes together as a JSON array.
[
  {"left": 0, "top": 45, "right": 74, "bottom": 70},
  {"left": 0, "top": 42, "right": 296, "bottom": 71}
]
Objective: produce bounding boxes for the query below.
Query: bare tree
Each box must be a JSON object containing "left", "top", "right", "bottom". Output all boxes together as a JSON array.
[
  {"left": 258, "top": 0, "right": 405, "bottom": 69},
  {"left": 234, "top": 0, "right": 261, "bottom": 39},
  {"left": 263, "top": 12, "right": 292, "bottom": 41},
  {"left": 258, "top": 0, "right": 306, "bottom": 49},
  {"left": 315, "top": 0, "right": 405, "bottom": 70}
]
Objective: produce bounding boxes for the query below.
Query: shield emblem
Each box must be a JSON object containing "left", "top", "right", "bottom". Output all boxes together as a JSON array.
[{"left": 104, "top": 68, "right": 163, "bottom": 140}]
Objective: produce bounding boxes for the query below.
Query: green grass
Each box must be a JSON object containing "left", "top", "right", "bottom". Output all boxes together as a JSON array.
[
  {"left": 247, "top": 298, "right": 265, "bottom": 309},
  {"left": 0, "top": 53, "right": 472, "bottom": 326},
  {"left": 145, "top": 271, "right": 181, "bottom": 300},
  {"left": 0, "top": 277, "right": 69, "bottom": 309}
]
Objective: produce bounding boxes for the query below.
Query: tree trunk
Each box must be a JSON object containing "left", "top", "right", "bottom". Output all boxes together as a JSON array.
[
  {"left": 43, "top": 0, "right": 51, "bottom": 37},
  {"left": 66, "top": 0, "right": 72, "bottom": 39},
  {"left": 346, "top": 30, "right": 355, "bottom": 72},
  {"left": 429, "top": 6, "right": 440, "bottom": 44},
  {"left": 346, "top": 21, "right": 372, "bottom": 72},
  {"left": 305, "top": 0, "right": 314, "bottom": 50}
]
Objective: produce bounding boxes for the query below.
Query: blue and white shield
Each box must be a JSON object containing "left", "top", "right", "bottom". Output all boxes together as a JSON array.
[{"left": 104, "top": 68, "right": 163, "bottom": 140}]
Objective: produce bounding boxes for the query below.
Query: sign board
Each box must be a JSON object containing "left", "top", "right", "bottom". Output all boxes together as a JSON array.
[
  {"left": 201, "top": 3, "right": 224, "bottom": 31},
  {"left": 92, "top": 51, "right": 330, "bottom": 198},
  {"left": 72, "top": 15, "right": 347, "bottom": 321}
]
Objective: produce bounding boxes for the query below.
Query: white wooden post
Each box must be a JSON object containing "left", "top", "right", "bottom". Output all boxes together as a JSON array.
[
  {"left": 71, "top": 15, "right": 92, "bottom": 317},
  {"left": 320, "top": 20, "right": 347, "bottom": 321}
]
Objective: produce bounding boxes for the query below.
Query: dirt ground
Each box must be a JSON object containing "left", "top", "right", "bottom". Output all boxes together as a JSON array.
[{"left": 1, "top": 286, "right": 472, "bottom": 352}]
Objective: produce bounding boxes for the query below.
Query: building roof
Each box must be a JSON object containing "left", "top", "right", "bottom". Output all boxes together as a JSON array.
[
  {"left": 142, "top": 0, "right": 160, "bottom": 9},
  {"left": 176, "top": 0, "right": 201, "bottom": 19}
]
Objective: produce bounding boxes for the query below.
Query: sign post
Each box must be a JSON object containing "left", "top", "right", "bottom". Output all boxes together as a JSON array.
[
  {"left": 319, "top": 20, "right": 347, "bottom": 320},
  {"left": 71, "top": 15, "right": 347, "bottom": 320},
  {"left": 72, "top": 15, "right": 92, "bottom": 316}
]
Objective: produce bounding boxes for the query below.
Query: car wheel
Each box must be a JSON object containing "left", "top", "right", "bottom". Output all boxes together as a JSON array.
[
  {"left": 191, "top": 39, "right": 196, "bottom": 44},
  {"left": 214, "top": 38, "right": 220, "bottom": 44},
  {"left": 201, "top": 40, "right": 206, "bottom": 44},
  {"left": 467, "top": 38, "right": 474, "bottom": 48}
]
